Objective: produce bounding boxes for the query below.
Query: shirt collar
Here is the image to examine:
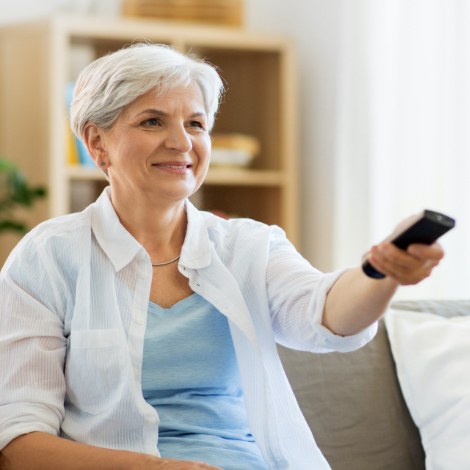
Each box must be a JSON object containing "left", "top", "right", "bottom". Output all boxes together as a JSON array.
[
  {"left": 91, "top": 187, "right": 143, "bottom": 272},
  {"left": 180, "top": 199, "right": 212, "bottom": 269},
  {"left": 90, "top": 187, "right": 212, "bottom": 272}
]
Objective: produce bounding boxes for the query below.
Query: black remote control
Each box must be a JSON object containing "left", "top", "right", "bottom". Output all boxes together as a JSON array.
[{"left": 362, "top": 210, "right": 456, "bottom": 279}]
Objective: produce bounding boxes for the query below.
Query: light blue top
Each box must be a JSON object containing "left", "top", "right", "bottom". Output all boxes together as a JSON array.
[{"left": 142, "top": 293, "right": 268, "bottom": 469}]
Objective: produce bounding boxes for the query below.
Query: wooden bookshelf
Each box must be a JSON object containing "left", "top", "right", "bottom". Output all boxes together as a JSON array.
[{"left": 0, "top": 15, "right": 298, "bottom": 264}]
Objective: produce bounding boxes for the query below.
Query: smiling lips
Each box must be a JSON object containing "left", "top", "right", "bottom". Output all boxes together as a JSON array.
[{"left": 152, "top": 162, "right": 193, "bottom": 174}]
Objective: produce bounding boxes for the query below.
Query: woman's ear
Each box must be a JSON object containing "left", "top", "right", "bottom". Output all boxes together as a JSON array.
[{"left": 83, "top": 123, "right": 108, "bottom": 169}]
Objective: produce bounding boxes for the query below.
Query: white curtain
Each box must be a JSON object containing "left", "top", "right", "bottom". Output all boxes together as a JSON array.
[{"left": 333, "top": 0, "right": 470, "bottom": 299}]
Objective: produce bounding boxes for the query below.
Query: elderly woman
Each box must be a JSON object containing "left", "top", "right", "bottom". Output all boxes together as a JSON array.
[{"left": 0, "top": 44, "right": 443, "bottom": 470}]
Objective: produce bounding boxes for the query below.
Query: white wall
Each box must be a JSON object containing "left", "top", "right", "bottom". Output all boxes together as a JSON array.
[
  {"left": 0, "top": 1, "right": 52, "bottom": 23},
  {"left": 0, "top": 0, "right": 122, "bottom": 24},
  {"left": 0, "top": 0, "right": 342, "bottom": 271}
]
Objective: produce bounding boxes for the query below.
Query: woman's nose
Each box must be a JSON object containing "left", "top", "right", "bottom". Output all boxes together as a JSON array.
[{"left": 165, "top": 124, "right": 192, "bottom": 153}]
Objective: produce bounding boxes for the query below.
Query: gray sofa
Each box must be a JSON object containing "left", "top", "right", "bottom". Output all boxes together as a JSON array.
[{"left": 278, "top": 300, "right": 470, "bottom": 470}]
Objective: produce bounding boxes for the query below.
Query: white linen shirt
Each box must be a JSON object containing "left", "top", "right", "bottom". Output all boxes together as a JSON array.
[{"left": 0, "top": 187, "right": 377, "bottom": 469}]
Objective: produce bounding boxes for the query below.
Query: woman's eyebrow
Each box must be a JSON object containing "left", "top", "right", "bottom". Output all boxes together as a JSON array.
[
  {"left": 135, "top": 109, "right": 206, "bottom": 118},
  {"left": 136, "top": 109, "right": 167, "bottom": 117},
  {"left": 189, "top": 112, "right": 206, "bottom": 119}
]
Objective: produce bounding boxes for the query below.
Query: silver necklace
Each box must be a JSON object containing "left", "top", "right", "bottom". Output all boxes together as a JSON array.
[{"left": 151, "top": 255, "right": 180, "bottom": 267}]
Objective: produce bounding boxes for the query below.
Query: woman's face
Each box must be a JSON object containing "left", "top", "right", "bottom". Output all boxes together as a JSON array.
[{"left": 100, "top": 83, "right": 211, "bottom": 206}]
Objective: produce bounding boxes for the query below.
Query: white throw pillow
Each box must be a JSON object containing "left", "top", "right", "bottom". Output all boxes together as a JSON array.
[{"left": 385, "top": 309, "right": 470, "bottom": 470}]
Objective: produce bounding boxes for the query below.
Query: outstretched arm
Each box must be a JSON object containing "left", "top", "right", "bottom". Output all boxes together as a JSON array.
[{"left": 322, "top": 241, "right": 444, "bottom": 336}]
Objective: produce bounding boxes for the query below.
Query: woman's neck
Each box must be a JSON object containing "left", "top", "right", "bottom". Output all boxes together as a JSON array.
[{"left": 110, "top": 191, "right": 187, "bottom": 259}]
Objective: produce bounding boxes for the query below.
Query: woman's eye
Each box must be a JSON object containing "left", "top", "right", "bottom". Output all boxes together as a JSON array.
[
  {"left": 142, "top": 118, "right": 161, "bottom": 127},
  {"left": 188, "top": 120, "right": 204, "bottom": 129}
]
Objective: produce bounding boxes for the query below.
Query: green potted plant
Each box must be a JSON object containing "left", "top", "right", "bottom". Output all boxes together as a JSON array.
[{"left": 0, "top": 158, "right": 47, "bottom": 234}]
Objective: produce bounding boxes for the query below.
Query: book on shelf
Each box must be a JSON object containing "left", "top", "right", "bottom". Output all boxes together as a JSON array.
[
  {"left": 65, "top": 121, "right": 79, "bottom": 165},
  {"left": 65, "top": 82, "right": 95, "bottom": 168}
]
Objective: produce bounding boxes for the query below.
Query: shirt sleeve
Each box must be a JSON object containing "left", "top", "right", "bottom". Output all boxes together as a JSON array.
[
  {"left": 0, "top": 238, "right": 66, "bottom": 450},
  {"left": 266, "top": 225, "right": 377, "bottom": 353}
]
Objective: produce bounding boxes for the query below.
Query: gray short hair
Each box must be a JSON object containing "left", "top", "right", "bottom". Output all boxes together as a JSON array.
[{"left": 70, "top": 43, "right": 224, "bottom": 138}]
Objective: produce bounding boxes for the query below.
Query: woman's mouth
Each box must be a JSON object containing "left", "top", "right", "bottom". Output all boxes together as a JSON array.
[{"left": 151, "top": 162, "right": 193, "bottom": 174}]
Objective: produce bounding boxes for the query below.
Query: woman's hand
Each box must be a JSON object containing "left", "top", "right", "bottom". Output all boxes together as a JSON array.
[
  {"left": 365, "top": 241, "right": 444, "bottom": 285},
  {"left": 133, "top": 455, "right": 221, "bottom": 470}
]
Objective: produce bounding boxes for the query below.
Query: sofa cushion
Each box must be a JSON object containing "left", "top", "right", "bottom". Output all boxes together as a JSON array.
[
  {"left": 386, "top": 303, "right": 470, "bottom": 470},
  {"left": 278, "top": 319, "right": 425, "bottom": 470}
]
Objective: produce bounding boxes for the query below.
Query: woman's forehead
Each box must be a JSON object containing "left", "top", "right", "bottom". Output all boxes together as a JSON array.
[{"left": 121, "top": 83, "right": 206, "bottom": 116}]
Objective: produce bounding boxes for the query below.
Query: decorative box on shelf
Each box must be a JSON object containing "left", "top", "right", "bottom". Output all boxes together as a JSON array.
[{"left": 122, "top": 0, "right": 244, "bottom": 27}]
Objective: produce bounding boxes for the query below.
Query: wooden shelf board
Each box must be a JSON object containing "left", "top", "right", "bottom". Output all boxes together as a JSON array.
[
  {"left": 52, "top": 15, "right": 291, "bottom": 51},
  {"left": 66, "top": 164, "right": 284, "bottom": 187},
  {"left": 205, "top": 167, "right": 284, "bottom": 186}
]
